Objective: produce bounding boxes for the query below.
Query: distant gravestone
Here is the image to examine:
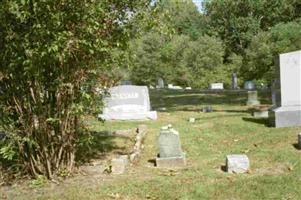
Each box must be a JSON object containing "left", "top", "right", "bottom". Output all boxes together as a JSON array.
[
  {"left": 156, "top": 125, "right": 186, "bottom": 168},
  {"left": 188, "top": 117, "right": 195, "bottom": 123},
  {"left": 226, "top": 154, "right": 250, "bottom": 174},
  {"left": 244, "top": 81, "right": 255, "bottom": 90},
  {"left": 209, "top": 83, "right": 224, "bottom": 90},
  {"left": 185, "top": 87, "right": 192, "bottom": 90},
  {"left": 270, "top": 50, "right": 301, "bottom": 128},
  {"left": 247, "top": 91, "right": 260, "bottom": 106},
  {"left": 232, "top": 73, "right": 238, "bottom": 89},
  {"left": 157, "top": 78, "right": 164, "bottom": 89},
  {"left": 98, "top": 85, "right": 157, "bottom": 120},
  {"left": 298, "top": 133, "right": 301, "bottom": 149},
  {"left": 167, "top": 84, "right": 173, "bottom": 89},
  {"left": 202, "top": 105, "right": 213, "bottom": 113}
]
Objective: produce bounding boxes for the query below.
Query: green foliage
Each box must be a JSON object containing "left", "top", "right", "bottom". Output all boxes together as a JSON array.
[
  {"left": 0, "top": 0, "right": 151, "bottom": 179},
  {"left": 244, "top": 19, "right": 301, "bottom": 81}
]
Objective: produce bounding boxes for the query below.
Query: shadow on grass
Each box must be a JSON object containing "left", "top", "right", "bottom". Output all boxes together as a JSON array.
[
  {"left": 292, "top": 143, "right": 300, "bottom": 150},
  {"left": 76, "top": 131, "right": 131, "bottom": 164},
  {"left": 220, "top": 165, "right": 227, "bottom": 172},
  {"left": 242, "top": 117, "right": 271, "bottom": 127}
]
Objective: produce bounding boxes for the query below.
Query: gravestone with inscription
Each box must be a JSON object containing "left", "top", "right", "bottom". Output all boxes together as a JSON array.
[
  {"left": 98, "top": 85, "right": 157, "bottom": 120},
  {"left": 156, "top": 125, "right": 186, "bottom": 168},
  {"left": 209, "top": 83, "right": 224, "bottom": 90},
  {"left": 247, "top": 91, "right": 260, "bottom": 106},
  {"left": 270, "top": 50, "right": 301, "bottom": 128}
]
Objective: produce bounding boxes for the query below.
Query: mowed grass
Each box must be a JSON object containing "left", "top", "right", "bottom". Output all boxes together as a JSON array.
[{"left": 3, "top": 89, "right": 301, "bottom": 200}]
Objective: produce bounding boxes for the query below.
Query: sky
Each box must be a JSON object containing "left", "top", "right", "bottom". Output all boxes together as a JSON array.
[{"left": 192, "top": 0, "right": 203, "bottom": 11}]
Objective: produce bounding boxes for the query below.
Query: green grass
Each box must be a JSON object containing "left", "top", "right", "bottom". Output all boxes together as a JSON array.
[{"left": 2, "top": 89, "right": 301, "bottom": 200}]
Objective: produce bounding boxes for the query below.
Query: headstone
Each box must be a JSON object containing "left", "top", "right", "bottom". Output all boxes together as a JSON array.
[
  {"left": 168, "top": 84, "right": 173, "bottom": 89},
  {"left": 226, "top": 154, "right": 250, "bottom": 174},
  {"left": 171, "top": 86, "right": 183, "bottom": 90},
  {"left": 298, "top": 133, "right": 301, "bottom": 149},
  {"left": 120, "top": 80, "right": 132, "bottom": 85},
  {"left": 157, "top": 78, "right": 164, "bottom": 89},
  {"left": 185, "top": 87, "right": 192, "bottom": 90},
  {"left": 232, "top": 73, "right": 238, "bottom": 90},
  {"left": 188, "top": 118, "right": 195, "bottom": 123},
  {"left": 156, "top": 125, "right": 186, "bottom": 168},
  {"left": 209, "top": 83, "right": 224, "bottom": 90},
  {"left": 246, "top": 91, "right": 260, "bottom": 106},
  {"left": 270, "top": 50, "right": 301, "bottom": 128},
  {"left": 202, "top": 106, "right": 213, "bottom": 113},
  {"left": 244, "top": 81, "right": 255, "bottom": 90},
  {"left": 98, "top": 85, "right": 157, "bottom": 120},
  {"left": 253, "top": 111, "right": 269, "bottom": 118},
  {"left": 111, "top": 156, "right": 128, "bottom": 174}
]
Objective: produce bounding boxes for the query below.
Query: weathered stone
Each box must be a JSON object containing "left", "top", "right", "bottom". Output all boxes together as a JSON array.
[
  {"left": 226, "top": 154, "right": 250, "bottom": 174},
  {"left": 157, "top": 78, "right": 164, "bottom": 89},
  {"left": 111, "top": 157, "right": 128, "bottom": 174},
  {"left": 188, "top": 118, "right": 195, "bottom": 123},
  {"left": 202, "top": 106, "right": 213, "bottom": 113},
  {"left": 98, "top": 85, "right": 157, "bottom": 120},
  {"left": 158, "top": 126, "right": 183, "bottom": 158},
  {"left": 0, "top": 131, "right": 6, "bottom": 141},
  {"left": 156, "top": 125, "right": 186, "bottom": 168},
  {"left": 232, "top": 73, "right": 238, "bottom": 90},
  {"left": 253, "top": 111, "right": 269, "bottom": 118},
  {"left": 270, "top": 50, "right": 301, "bottom": 128},
  {"left": 247, "top": 91, "right": 260, "bottom": 106}
]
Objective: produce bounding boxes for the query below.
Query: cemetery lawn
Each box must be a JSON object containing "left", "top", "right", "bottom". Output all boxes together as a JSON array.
[{"left": 2, "top": 89, "right": 301, "bottom": 200}]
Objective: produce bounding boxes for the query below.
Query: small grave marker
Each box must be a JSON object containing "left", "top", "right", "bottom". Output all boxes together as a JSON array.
[{"left": 226, "top": 154, "right": 250, "bottom": 174}]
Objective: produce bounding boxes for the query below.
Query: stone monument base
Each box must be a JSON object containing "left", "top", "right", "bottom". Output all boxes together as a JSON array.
[
  {"left": 98, "top": 111, "right": 157, "bottom": 120},
  {"left": 156, "top": 155, "right": 186, "bottom": 168},
  {"left": 269, "top": 106, "right": 301, "bottom": 128}
]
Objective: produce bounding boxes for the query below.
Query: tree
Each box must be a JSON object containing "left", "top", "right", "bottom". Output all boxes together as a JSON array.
[
  {"left": 244, "top": 19, "right": 301, "bottom": 82},
  {"left": 0, "top": 0, "right": 151, "bottom": 179},
  {"left": 204, "top": 0, "right": 301, "bottom": 57}
]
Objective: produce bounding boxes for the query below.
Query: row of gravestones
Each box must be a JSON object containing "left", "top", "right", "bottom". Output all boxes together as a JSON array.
[{"left": 99, "top": 50, "right": 301, "bottom": 126}]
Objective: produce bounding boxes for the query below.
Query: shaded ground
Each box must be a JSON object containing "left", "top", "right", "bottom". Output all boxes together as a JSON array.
[{"left": 1, "top": 89, "right": 301, "bottom": 200}]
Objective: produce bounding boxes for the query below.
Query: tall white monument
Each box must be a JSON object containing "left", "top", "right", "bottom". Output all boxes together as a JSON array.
[{"left": 271, "top": 50, "right": 301, "bottom": 128}]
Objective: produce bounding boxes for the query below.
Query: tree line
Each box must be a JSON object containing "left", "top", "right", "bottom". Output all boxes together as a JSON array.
[{"left": 129, "top": 0, "right": 301, "bottom": 88}]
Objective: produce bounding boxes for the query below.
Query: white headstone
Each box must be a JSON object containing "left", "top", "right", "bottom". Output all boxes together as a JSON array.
[
  {"left": 209, "top": 83, "right": 224, "bottom": 90},
  {"left": 226, "top": 154, "right": 250, "bottom": 174},
  {"left": 157, "top": 78, "right": 164, "bottom": 89},
  {"left": 98, "top": 85, "right": 157, "bottom": 120},
  {"left": 271, "top": 50, "right": 301, "bottom": 128}
]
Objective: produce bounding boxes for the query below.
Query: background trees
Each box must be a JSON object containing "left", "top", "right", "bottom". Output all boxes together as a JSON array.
[{"left": 129, "top": 0, "right": 301, "bottom": 88}]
